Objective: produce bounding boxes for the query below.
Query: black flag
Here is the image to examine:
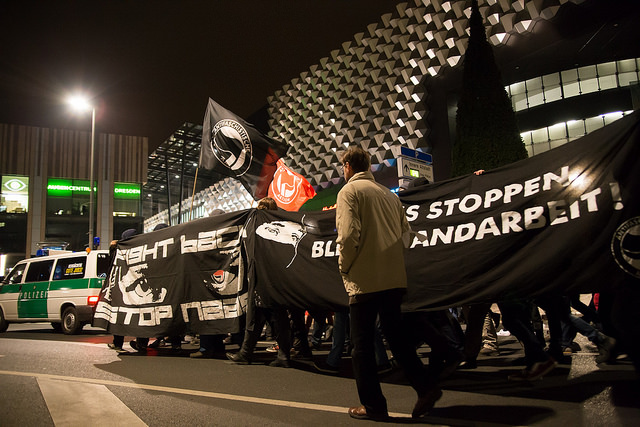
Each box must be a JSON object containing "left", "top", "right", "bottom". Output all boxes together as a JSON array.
[{"left": 199, "top": 98, "right": 289, "bottom": 199}]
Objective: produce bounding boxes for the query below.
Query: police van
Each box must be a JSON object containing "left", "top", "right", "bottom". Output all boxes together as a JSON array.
[{"left": 0, "top": 250, "right": 111, "bottom": 334}]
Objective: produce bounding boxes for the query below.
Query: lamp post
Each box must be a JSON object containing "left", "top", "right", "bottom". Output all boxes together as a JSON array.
[{"left": 68, "top": 95, "right": 96, "bottom": 250}]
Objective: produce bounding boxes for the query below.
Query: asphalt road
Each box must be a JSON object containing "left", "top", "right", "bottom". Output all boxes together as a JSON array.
[{"left": 0, "top": 322, "right": 638, "bottom": 426}]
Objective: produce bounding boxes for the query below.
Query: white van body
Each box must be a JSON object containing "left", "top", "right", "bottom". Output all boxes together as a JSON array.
[{"left": 0, "top": 250, "right": 110, "bottom": 334}]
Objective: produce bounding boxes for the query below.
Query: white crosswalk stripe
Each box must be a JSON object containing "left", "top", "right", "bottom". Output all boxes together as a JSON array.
[{"left": 37, "top": 378, "right": 147, "bottom": 427}]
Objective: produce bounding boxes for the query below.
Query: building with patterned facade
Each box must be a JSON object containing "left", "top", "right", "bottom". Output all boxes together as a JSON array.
[{"left": 142, "top": 0, "right": 639, "bottom": 229}]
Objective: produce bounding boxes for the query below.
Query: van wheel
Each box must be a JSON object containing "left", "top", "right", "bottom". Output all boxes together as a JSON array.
[
  {"left": 51, "top": 322, "right": 62, "bottom": 332},
  {"left": 0, "top": 309, "right": 8, "bottom": 333},
  {"left": 61, "top": 307, "right": 83, "bottom": 335}
]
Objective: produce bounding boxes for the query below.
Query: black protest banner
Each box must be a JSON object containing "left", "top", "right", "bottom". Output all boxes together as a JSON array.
[
  {"left": 400, "top": 111, "right": 640, "bottom": 311},
  {"left": 241, "top": 112, "right": 640, "bottom": 313},
  {"left": 243, "top": 208, "right": 348, "bottom": 311},
  {"left": 93, "top": 210, "right": 250, "bottom": 337},
  {"left": 93, "top": 113, "right": 640, "bottom": 337}
]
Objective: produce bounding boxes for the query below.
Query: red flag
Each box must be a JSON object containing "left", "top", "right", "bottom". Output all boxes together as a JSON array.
[{"left": 268, "top": 159, "right": 316, "bottom": 211}]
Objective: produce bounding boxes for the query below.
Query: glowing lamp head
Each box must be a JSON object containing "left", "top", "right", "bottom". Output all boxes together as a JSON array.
[{"left": 67, "top": 95, "right": 93, "bottom": 113}]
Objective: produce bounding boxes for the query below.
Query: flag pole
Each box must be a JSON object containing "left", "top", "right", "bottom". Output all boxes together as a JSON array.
[{"left": 190, "top": 167, "right": 199, "bottom": 221}]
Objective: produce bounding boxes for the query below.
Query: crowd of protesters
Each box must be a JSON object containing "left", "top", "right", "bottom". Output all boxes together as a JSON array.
[{"left": 104, "top": 145, "right": 640, "bottom": 421}]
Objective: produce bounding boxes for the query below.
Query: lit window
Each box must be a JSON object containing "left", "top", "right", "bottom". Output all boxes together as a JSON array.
[
  {"left": 567, "top": 120, "right": 586, "bottom": 139},
  {"left": 597, "top": 62, "right": 617, "bottom": 90},
  {"left": 548, "top": 122, "right": 567, "bottom": 141},
  {"left": 526, "top": 77, "right": 544, "bottom": 108},
  {"left": 531, "top": 128, "right": 549, "bottom": 144},
  {"left": 603, "top": 111, "right": 624, "bottom": 125},
  {"left": 561, "top": 69, "right": 580, "bottom": 97},
  {"left": 617, "top": 59, "right": 639, "bottom": 86},
  {"left": 542, "top": 73, "right": 562, "bottom": 103},
  {"left": 578, "top": 65, "right": 598, "bottom": 95}
]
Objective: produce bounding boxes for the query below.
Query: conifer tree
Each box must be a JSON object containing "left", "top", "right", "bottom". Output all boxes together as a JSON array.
[{"left": 451, "top": 0, "right": 528, "bottom": 177}]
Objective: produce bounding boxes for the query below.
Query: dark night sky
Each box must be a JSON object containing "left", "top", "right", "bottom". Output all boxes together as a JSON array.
[{"left": 0, "top": 0, "right": 404, "bottom": 151}]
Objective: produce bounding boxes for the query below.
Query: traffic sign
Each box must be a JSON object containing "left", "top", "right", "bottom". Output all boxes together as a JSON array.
[
  {"left": 397, "top": 156, "right": 434, "bottom": 182},
  {"left": 400, "top": 146, "right": 432, "bottom": 164}
]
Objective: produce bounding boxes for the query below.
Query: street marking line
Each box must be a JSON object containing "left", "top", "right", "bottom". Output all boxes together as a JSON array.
[
  {"left": 0, "top": 338, "right": 107, "bottom": 348},
  {"left": 0, "top": 370, "right": 407, "bottom": 418},
  {"left": 38, "top": 378, "right": 147, "bottom": 427},
  {"left": 3, "top": 369, "right": 522, "bottom": 426}
]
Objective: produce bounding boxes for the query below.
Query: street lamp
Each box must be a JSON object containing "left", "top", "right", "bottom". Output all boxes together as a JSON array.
[{"left": 67, "top": 95, "right": 96, "bottom": 250}]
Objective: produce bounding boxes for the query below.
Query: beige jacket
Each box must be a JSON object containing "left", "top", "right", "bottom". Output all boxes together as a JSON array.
[{"left": 336, "top": 171, "right": 409, "bottom": 296}]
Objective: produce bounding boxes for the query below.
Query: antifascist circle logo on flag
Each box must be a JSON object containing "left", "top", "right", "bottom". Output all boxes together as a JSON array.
[
  {"left": 210, "top": 119, "right": 253, "bottom": 176},
  {"left": 611, "top": 216, "right": 640, "bottom": 279}
]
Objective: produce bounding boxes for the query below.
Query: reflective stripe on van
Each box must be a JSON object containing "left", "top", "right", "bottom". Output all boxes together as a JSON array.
[
  {"left": 18, "top": 280, "right": 49, "bottom": 318},
  {"left": 13, "top": 278, "right": 105, "bottom": 320}
]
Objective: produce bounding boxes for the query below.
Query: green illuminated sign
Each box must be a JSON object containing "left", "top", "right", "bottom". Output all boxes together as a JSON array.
[
  {"left": 47, "top": 179, "right": 140, "bottom": 200},
  {"left": 114, "top": 183, "right": 140, "bottom": 200},
  {"left": 47, "top": 179, "right": 95, "bottom": 197}
]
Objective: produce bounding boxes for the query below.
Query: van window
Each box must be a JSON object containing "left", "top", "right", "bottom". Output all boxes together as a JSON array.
[
  {"left": 25, "top": 260, "right": 54, "bottom": 282},
  {"left": 96, "top": 253, "right": 111, "bottom": 278},
  {"left": 53, "top": 257, "right": 86, "bottom": 280},
  {"left": 3, "top": 263, "right": 27, "bottom": 284}
]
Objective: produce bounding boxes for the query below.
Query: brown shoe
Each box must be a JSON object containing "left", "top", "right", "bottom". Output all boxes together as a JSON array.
[
  {"left": 348, "top": 406, "right": 388, "bottom": 421},
  {"left": 412, "top": 387, "right": 442, "bottom": 418}
]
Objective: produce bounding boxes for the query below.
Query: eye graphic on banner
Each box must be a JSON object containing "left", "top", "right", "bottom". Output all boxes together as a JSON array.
[
  {"left": 210, "top": 119, "right": 252, "bottom": 175},
  {"left": 115, "top": 264, "right": 168, "bottom": 305},
  {"left": 611, "top": 216, "right": 640, "bottom": 279},
  {"left": 256, "top": 219, "right": 307, "bottom": 268}
]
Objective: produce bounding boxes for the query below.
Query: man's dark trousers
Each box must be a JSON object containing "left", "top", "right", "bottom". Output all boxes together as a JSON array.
[{"left": 350, "top": 288, "right": 432, "bottom": 415}]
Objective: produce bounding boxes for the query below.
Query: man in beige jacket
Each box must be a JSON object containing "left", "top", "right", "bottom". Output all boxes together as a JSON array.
[{"left": 336, "top": 145, "right": 442, "bottom": 420}]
